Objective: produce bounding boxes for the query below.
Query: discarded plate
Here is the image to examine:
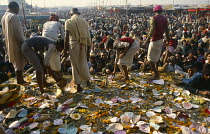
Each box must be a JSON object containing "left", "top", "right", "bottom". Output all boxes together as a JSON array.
[
  {"left": 54, "top": 119, "right": 63, "bottom": 125},
  {"left": 6, "top": 109, "right": 18, "bottom": 119},
  {"left": 58, "top": 128, "right": 66, "bottom": 134},
  {"left": 65, "top": 125, "right": 78, "bottom": 134},
  {"left": 18, "top": 109, "right": 28, "bottom": 117},
  {"left": 92, "top": 88, "right": 102, "bottom": 93},
  {"left": 85, "top": 89, "right": 92, "bottom": 94},
  {"left": 30, "top": 130, "right": 40, "bottom": 134},
  {"left": 28, "top": 122, "right": 39, "bottom": 129}
]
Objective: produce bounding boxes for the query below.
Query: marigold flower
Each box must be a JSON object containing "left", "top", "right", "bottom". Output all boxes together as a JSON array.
[{"left": 91, "top": 129, "right": 98, "bottom": 132}]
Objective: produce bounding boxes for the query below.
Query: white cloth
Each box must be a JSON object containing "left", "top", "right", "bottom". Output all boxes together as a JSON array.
[
  {"left": 166, "top": 64, "right": 183, "bottom": 72},
  {"left": 147, "top": 39, "right": 163, "bottom": 62},
  {"left": 42, "top": 21, "right": 64, "bottom": 71},
  {"left": 1, "top": 11, "right": 25, "bottom": 63},
  {"left": 42, "top": 21, "right": 64, "bottom": 40},
  {"left": 116, "top": 41, "right": 139, "bottom": 65},
  {"left": 65, "top": 14, "right": 91, "bottom": 47},
  {"left": 69, "top": 40, "right": 91, "bottom": 85},
  {"left": 65, "top": 15, "right": 91, "bottom": 84},
  {"left": 114, "top": 41, "right": 130, "bottom": 48},
  {"left": 44, "top": 44, "right": 56, "bottom": 66}
]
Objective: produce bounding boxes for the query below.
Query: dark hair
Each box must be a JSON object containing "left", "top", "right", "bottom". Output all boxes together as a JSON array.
[
  {"left": 202, "top": 63, "right": 210, "bottom": 75},
  {"left": 8, "top": 1, "right": 19, "bottom": 9},
  {"left": 0, "top": 61, "right": 6, "bottom": 69},
  {"left": 193, "top": 61, "right": 203, "bottom": 71},
  {"left": 197, "top": 47, "right": 204, "bottom": 52},
  {"left": 106, "top": 39, "right": 114, "bottom": 48},
  {"left": 204, "top": 51, "right": 210, "bottom": 59}
]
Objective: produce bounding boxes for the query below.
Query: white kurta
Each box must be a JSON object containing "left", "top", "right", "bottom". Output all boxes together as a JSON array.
[
  {"left": 1, "top": 11, "right": 25, "bottom": 63},
  {"left": 69, "top": 40, "right": 91, "bottom": 85},
  {"left": 42, "top": 21, "right": 64, "bottom": 71},
  {"left": 65, "top": 15, "right": 91, "bottom": 85},
  {"left": 42, "top": 21, "right": 64, "bottom": 40}
]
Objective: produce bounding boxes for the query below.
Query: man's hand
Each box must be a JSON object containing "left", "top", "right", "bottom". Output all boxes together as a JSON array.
[
  {"left": 112, "top": 70, "right": 116, "bottom": 76},
  {"left": 119, "top": 53, "right": 125, "bottom": 59}
]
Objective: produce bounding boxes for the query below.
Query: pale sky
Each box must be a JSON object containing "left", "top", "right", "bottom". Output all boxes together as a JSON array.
[{"left": 0, "top": 0, "right": 209, "bottom": 7}]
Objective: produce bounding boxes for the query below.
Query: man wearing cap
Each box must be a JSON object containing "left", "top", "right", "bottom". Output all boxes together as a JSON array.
[
  {"left": 63, "top": 8, "right": 91, "bottom": 92},
  {"left": 42, "top": 14, "right": 64, "bottom": 73},
  {"left": 143, "top": 5, "right": 170, "bottom": 79},
  {"left": 1, "top": 1, "right": 26, "bottom": 84}
]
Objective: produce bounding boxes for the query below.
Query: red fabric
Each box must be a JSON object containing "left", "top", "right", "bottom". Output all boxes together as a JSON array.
[
  {"left": 102, "top": 37, "right": 108, "bottom": 43},
  {"left": 169, "top": 39, "right": 176, "bottom": 47},
  {"left": 118, "top": 37, "right": 135, "bottom": 46},
  {"left": 49, "top": 15, "right": 59, "bottom": 21},
  {"left": 122, "top": 31, "right": 126, "bottom": 35},
  {"left": 151, "top": 15, "right": 168, "bottom": 41}
]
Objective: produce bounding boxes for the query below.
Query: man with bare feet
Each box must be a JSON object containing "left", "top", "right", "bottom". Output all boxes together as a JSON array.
[{"left": 143, "top": 5, "right": 170, "bottom": 80}]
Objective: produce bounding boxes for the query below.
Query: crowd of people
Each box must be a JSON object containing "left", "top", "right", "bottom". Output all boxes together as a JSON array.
[{"left": 0, "top": 1, "right": 210, "bottom": 97}]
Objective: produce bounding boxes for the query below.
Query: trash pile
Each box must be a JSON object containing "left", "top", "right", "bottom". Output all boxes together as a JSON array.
[{"left": 0, "top": 71, "right": 210, "bottom": 134}]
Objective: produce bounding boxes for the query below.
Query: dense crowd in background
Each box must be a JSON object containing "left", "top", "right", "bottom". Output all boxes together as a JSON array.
[{"left": 0, "top": 8, "right": 210, "bottom": 94}]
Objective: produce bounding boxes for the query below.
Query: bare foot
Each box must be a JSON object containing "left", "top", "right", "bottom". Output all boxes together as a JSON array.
[{"left": 198, "top": 91, "right": 209, "bottom": 95}]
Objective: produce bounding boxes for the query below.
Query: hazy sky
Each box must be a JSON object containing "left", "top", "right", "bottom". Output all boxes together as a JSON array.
[{"left": 0, "top": 0, "right": 209, "bottom": 7}]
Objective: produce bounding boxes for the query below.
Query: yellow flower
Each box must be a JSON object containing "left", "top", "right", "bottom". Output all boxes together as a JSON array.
[
  {"left": 191, "top": 128, "right": 196, "bottom": 131},
  {"left": 70, "top": 113, "right": 81, "bottom": 120}
]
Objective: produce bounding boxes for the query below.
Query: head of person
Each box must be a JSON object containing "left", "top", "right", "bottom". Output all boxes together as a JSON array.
[
  {"left": 98, "top": 42, "right": 105, "bottom": 51},
  {"left": 186, "top": 65, "right": 195, "bottom": 77},
  {"left": 175, "top": 52, "right": 182, "bottom": 62},
  {"left": 168, "top": 55, "right": 176, "bottom": 64},
  {"left": 49, "top": 14, "right": 59, "bottom": 21},
  {"left": 153, "top": 5, "right": 163, "bottom": 14},
  {"left": 96, "top": 60, "right": 103, "bottom": 70},
  {"left": 100, "top": 51, "right": 108, "bottom": 60},
  {"left": 197, "top": 47, "right": 204, "bottom": 55},
  {"left": 70, "top": 8, "right": 80, "bottom": 16},
  {"left": 202, "top": 64, "right": 210, "bottom": 81},
  {"left": 183, "top": 32, "right": 188, "bottom": 38},
  {"left": 8, "top": 1, "right": 19, "bottom": 15},
  {"left": 89, "top": 53, "right": 96, "bottom": 62},
  {"left": 205, "top": 51, "right": 210, "bottom": 62},
  {"left": 193, "top": 61, "right": 203, "bottom": 72},
  {"left": 181, "top": 40, "right": 187, "bottom": 46},
  {"left": 106, "top": 39, "right": 114, "bottom": 50}
]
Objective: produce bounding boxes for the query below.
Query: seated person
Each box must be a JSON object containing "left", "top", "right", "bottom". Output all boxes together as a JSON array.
[
  {"left": 176, "top": 65, "right": 202, "bottom": 85},
  {"left": 184, "top": 63, "right": 210, "bottom": 97},
  {"left": 158, "top": 50, "right": 183, "bottom": 72},
  {"left": 102, "top": 63, "right": 114, "bottom": 75},
  {"left": 0, "top": 61, "right": 9, "bottom": 83},
  {"left": 0, "top": 61, "right": 15, "bottom": 83}
]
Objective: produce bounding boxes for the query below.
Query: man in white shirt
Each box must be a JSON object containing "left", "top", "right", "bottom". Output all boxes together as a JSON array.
[
  {"left": 1, "top": 1, "right": 26, "bottom": 84},
  {"left": 42, "top": 14, "right": 64, "bottom": 73},
  {"left": 42, "top": 14, "right": 64, "bottom": 40}
]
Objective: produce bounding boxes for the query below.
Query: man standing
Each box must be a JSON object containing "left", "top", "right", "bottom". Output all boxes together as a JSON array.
[
  {"left": 64, "top": 8, "right": 91, "bottom": 92},
  {"left": 1, "top": 1, "right": 26, "bottom": 84},
  {"left": 143, "top": 5, "right": 170, "bottom": 79},
  {"left": 42, "top": 14, "right": 64, "bottom": 72}
]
